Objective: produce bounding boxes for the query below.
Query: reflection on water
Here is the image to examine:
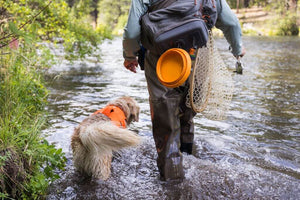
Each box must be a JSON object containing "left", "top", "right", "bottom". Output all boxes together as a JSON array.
[{"left": 45, "top": 36, "right": 300, "bottom": 199}]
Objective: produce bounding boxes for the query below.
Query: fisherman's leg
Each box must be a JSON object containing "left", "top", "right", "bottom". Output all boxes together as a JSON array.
[
  {"left": 150, "top": 96, "right": 184, "bottom": 181},
  {"left": 144, "top": 52, "right": 184, "bottom": 181},
  {"left": 179, "top": 99, "right": 196, "bottom": 155}
]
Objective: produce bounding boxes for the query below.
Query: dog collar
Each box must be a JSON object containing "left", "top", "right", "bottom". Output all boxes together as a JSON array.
[{"left": 93, "top": 105, "right": 127, "bottom": 128}]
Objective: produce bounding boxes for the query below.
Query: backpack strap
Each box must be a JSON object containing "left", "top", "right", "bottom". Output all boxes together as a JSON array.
[{"left": 149, "top": 0, "right": 177, "bottom": 12}]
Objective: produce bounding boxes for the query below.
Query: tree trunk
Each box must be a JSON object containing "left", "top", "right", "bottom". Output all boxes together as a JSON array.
[
  {"left": 287, "top": 0, "right": 297, "bottom": 11},
  {"left": 236, "top": 0, "right": 239, "bottom": 13},
  {"left": 244, "top": 0, "right": 250, "bottom": 8},
  {"left": 90, "top": 0, "right": 99, "bottom": 29},
  {"left": 286, "top": 0, "right": 299, "bottom": 35}
]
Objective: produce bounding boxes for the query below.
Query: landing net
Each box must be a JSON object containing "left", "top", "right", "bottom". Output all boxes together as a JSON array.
[{"left": 186, "top": 32, "right": 234, "bottom": 120}]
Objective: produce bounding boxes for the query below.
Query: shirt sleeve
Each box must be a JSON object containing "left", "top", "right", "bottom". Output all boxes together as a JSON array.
[
  {"left": 122, "top": 0, "right": 149, "bottom": 60},
  {"left": 215, "top": 0, "right": 243, "bottom": 57}
]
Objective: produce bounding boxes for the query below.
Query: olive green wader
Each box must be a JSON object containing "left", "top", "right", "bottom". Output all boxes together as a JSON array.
[{"left": 144, "top": 51, "right": 196, "bottom": 181}]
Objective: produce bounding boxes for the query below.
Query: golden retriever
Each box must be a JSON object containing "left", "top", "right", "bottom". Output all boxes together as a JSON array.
[{"left": 71, "top": 96, "right": 141, "bottom": 180}]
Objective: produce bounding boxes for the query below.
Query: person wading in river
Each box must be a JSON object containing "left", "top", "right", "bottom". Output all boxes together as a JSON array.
[{"left": 122, "top": 0, "right": 245, "bottom": 181}]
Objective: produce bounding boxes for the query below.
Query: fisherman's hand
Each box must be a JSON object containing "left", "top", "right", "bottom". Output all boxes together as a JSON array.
[
  {"left": 236, "top": 46, "right": 246, "bottom": 60},
  {"left": 124, "top": 59, "right": 138, "bottom": 73},
  {"left": 234, "top": 47, "right": 246, "bottom": 74}
]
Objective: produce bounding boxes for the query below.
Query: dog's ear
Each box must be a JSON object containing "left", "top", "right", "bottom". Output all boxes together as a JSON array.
[
  {"left": 129, "top": 103, "right": 140, "bottom": 122},
  {"left": 123, "top": 96, "right": 140, "bottom": 123}
]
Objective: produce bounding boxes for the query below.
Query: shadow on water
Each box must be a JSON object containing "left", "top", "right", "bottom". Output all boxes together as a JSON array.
[{"left": 45, "top": 37, "right": 300, "bottom": 199}]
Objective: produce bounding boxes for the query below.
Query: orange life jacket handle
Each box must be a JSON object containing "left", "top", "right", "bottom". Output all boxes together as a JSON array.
[{"left": 93, "top": 105, "right": 127, "bottom": 128}]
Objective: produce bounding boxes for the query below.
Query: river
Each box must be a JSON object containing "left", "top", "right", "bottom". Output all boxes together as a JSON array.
[{"left": 45, "top": 36, "right": 300, "bottom": 199}]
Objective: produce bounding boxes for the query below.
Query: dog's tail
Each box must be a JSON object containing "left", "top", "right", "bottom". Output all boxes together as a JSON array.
[{"left": 79, "top": 122, "right": 141, "bottom": 153}]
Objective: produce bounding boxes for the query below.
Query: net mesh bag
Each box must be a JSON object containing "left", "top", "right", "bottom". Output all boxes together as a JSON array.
[{"left": 186, "top": 32, "right": 234, "bottom": 120}]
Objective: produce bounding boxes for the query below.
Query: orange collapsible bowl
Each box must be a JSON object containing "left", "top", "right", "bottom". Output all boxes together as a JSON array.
[{"left": 156, "top": 48, "right": 191, "bottom": 88}]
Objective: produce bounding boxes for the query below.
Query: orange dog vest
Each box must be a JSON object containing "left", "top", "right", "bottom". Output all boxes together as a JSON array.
[{"left": 93, "top": 105, "right": 127, "bottom": 128}]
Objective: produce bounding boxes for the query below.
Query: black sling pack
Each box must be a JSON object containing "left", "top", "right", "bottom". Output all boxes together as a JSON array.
[{"left": 140, "top": 0, "right": 218, "bottom": 55}]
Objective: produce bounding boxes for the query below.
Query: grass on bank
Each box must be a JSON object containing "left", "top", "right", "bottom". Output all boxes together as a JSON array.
[
  {"left": 241, "top": 16, "right": 299, "bottom": 36},
  {"left": 233, "top": 6, "right": 300, "bottom": 37},
  {"left": 0, "top": 45, "right": 66, "bottom": 199}
]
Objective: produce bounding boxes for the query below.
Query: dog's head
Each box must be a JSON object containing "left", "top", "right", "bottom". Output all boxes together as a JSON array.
[{"left": 107, "top": 96, "right": 140, "bottom": 125}]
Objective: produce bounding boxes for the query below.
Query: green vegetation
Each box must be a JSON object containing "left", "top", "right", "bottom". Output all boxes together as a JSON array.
[
  {"left": 228, "top": 0, "right": 299, "bottom": 36},
  {"left": 0, "top": 44, "right": 66, "bottom": 199},
  {"left": 97, "top": 0, "right": 131, "bottom": 35},
  {"left": 0, "top": 0, "right": 112, "bottom": 199},
  {"left": 1, "top": 0, "right": 112, "bottom": 60}
]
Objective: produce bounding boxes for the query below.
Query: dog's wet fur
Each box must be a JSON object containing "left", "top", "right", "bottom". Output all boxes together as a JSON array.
[{"left": 71, "top": 96, "right": 141, "bottom": 180}]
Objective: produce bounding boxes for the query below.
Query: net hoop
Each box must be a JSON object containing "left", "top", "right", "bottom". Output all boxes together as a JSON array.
[{"left": 186, "top": 31, "right": 234, "bottom": 120}]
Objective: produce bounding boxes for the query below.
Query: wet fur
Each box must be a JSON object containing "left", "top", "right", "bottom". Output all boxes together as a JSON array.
[{"left": 71, "top": 96, "right": 141, "bottom": 180}]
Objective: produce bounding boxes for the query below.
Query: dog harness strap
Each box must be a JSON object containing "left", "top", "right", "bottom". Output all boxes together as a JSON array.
[{"left": 93, "top": 106, "right": 127, "bottom": 128}]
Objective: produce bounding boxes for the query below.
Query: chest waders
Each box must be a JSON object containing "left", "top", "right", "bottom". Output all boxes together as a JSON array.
[
  {"left": 142, "top": 0, "right": 217, "bottom": 181},
  {"left": 144, "top": 51, "right": 196, "bottom": 181}
]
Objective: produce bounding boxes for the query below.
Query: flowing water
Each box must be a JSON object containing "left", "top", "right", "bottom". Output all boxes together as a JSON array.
[{"left": 45, "top": 36, "right": 300, "bottom": 200}]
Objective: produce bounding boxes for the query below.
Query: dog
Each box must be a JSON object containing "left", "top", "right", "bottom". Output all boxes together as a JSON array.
[{"left": 71, "top": 96, "right": 141, "bottom": 180}]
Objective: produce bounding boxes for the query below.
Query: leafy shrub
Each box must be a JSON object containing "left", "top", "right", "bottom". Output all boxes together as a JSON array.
[
  {"left": 1, "top": 0, "right": 111, "bottom": 60},
  {"left": 113, "top": 15, "right": 129, "bottom": 35},
  {"left": 0, "top": 0, "right": 114, "bottom": 199},
  {"left": 276, "top": 14, "right": 299, "bottom": 36},
  {"left": 0, "top": 44, "right": 66, "bottom": 199}
]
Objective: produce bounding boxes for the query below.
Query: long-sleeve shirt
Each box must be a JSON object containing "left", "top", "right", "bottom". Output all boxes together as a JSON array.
[{"left": 123, "top": 0, "right": 243, "bottom": 60}]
